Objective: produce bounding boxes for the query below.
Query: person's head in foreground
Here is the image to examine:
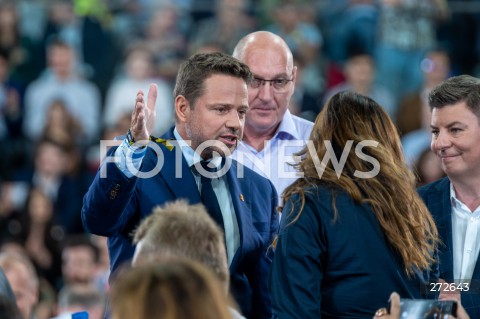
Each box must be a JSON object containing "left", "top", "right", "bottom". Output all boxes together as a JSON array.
[
  {"left": 132, "top": 200, "right": 229, "bottom": 291},
  {"left": 110, "top": 259, "right": 233, "bottom": 319}
]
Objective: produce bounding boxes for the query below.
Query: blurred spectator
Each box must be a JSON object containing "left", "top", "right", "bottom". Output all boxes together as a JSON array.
[
  {"left": 189, "top": 0, "right": 255, "bottom": 55},
  {"left": 39, "top": 99, "right": 88, "bottom": 191},
  {"left": 84, "top": 112, "right": 129, "bottom": 176},
  {"left": 60, "top": 235, "right": 100, "bottom": 289},
  {"left": 14, "top": 138, "right": 84, "bottom": 234},
  {"left": 401, "top": 94, "right": 432, "bottom": 168},
  {"left": 142, "top": 5, "right": 188, "bottom": 84},
  {"left": 437, "top": 0, "right": 479, "bottom": 76},
  {"left": 23, "top": 39, "right": 101, "bottom": 144},
  {"left": 16, "top": 0, "right": 48, "bottom": 43},
  {"left": 375, "top": 0, "right": 449, "bottom": 109},
  {"left": 53, "top": 284, "right": 104, "bottom": 319},
  {"left": 103, "top": 43, "right": 173, "bottom": 136},
  {"left": 414, "top": 147, "right": 445, "bottom": 187},
  {"left": 89, "top": 235, "right": 110, "bottom": 294},
  {"left": 289, "top": 55, "right": 322, "bottom": 121},
  {"left": 396, "top": 48, "right": 451, "bottom": 136},
  {"left": 323, "top": 0, "right": 378, "bottom": 65},
  {"left": 0, "top": 50, "right": 28, "bottom": 180},
  {"left": 0, "top": 2, "right": 41, "bottom": 85},
  {"left": 323, "top": 51, "right": 395, "bottom": 116},
  {"left": 267, "top": 0, "right": 324, "bottom": 98},
  {"left": 189, "top": 0, "right": 218, "bottom": 24},
  {"left": 0, "top": 181, "right": 28, "bottom": 243},
  {"left": 41, "top": 99, "right": 83, "bottom": 146},
  {"left": 0, "top": 251, "right": 39, "bottom": 319},
  {"left": 39, "top": 0, "right": 118, "bottom": 98},
  {"left": 0, "top": 244, "right": 57, "bottom": 319},
  {"left": 3, "top": 187, "right": 63, "bottom": 290},
  {"left": 400, "top": 51, "right": 450, "bottom": 168},
  {"left": 189, "top": 40, "right": 226, "bottom": 56},
  {"left": 0, "top": 49, "right": 23, "bottom": 140}
]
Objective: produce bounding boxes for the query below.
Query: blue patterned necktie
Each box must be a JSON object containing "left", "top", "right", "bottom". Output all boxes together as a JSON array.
[{"left": 197, "top": 160, "right": 225, "bottom": 233}]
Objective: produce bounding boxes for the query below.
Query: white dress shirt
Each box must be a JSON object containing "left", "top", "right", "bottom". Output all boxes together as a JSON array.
[
  {"left": 233, "top": 110, "right": 313, "bottom": 204},
  {"left": 451, "top": 184, "right": 480, "bottom": 283}
]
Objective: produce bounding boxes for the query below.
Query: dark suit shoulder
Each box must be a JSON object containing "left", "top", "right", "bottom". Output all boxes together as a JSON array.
[
  {"left": 417, "top": 177, "right": 450, "bottom": 198},
  {"left": 302, "top": 184, "right": 351, "bottom": 205},
  {"left": 283, "top": 184, "right": 353, "bottom": 220}
]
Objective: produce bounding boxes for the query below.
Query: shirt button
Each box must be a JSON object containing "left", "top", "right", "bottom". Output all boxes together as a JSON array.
[{"left": 470, "top": 217, "right": 475, "bottom": 222}]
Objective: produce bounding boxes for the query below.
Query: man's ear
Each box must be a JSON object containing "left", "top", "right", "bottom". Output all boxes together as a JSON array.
[
  {"left": 175, "top": 95, "right": 190, "bottom": 123},
  {"left": 292, "top": 65, "right": 298, "bottom": 84}
]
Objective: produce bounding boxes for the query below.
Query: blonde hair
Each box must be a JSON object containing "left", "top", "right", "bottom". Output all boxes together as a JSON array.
[
  {"left": 110, "top": 260, "right": 233, "bottom": 319},
  {"left": 133, "top": 200, "right": 228, "bottom": 288},
  {"left": 281, "top": 91, "right": 438, "bottom": 275}
]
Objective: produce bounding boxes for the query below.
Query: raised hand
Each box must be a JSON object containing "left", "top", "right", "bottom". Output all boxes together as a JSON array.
[{"left": 130, "top": 83, "right": 158, "bottom": 143}]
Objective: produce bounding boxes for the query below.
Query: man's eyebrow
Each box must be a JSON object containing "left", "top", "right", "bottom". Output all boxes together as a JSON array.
[
  {"left": 253, "top": 73, "right": 289, "bottom": 79},
  {"left": 445, "top": 121, "right": 466, "bottom": 128},
  {"left": 430, "top": 121, "right": 467, "bottom": 129}
]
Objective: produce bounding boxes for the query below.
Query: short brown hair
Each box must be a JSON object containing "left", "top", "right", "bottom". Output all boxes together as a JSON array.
[
  {"left": 173, "top": 52, "right": 253, "bottom": 108},
  {"left": 429, "top": 74, "right": 480, "bottom": 119},
  {"left": 133, "top": 200, "right": 229, "bottom": 288}
]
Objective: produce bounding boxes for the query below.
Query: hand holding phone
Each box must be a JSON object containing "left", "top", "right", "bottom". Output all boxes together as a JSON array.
[
  {"left": 386, "top": 297, "right": 457, "bottom": 319},
  {"left": 374, "top": 292, "right": 470, "bottom": 319}
]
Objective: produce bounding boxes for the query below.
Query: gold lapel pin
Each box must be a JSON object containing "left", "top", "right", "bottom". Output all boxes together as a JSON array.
[{"left": 240, "top": 194, "right": 244, "bottom": 202}]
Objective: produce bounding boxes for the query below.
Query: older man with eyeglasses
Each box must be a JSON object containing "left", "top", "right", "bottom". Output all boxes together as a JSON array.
[{"left": 232, "top": 31, "right": 314, "bottom": 205}]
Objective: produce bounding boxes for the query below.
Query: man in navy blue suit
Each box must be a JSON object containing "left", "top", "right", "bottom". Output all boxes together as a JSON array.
[
  {"left": 82, "top": 52, "right": 279, "bottom": 319},
  {"left": 418, "top": 75, "right": 480, "bottom": 319}
]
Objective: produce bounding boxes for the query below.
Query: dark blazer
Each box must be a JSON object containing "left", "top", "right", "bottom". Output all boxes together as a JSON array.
[
  {"left": 82, "top": 129, "right": 279, "bottom": 319},
  {"left": 269, "top": 185, "right": 437, "bottom": 319},
  {"left": 418, "top": 177, "right": 480, "bottom": 319}
]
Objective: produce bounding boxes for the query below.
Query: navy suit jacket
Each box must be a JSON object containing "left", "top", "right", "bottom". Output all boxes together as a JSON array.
[
  {"left": 270, "top": 185, "right": 437, "bottom": 319},
  {"left": 82, "top": 129, "right": 279, "bottom": 319},
  {"left": 419, "top": 177, "right": 480, "bottom": 319}
]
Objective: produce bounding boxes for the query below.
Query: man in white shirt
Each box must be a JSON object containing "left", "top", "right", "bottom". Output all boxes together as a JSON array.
[
  {"left": 232, "top": 31, "right": 314, "bottom": 205},
  {"left": 418, "top": 75, "right": 480, "bottom": 319}
]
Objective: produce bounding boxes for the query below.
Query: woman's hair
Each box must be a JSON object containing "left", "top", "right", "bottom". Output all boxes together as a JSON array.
[
  {"left": 282, "top": 91, "right": 438, "bottom": 275},
  {"left": 110, "top": 259, "right": 233, "bottom": 319}
]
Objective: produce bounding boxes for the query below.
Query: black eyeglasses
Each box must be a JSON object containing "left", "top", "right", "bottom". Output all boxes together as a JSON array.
[{"left": 249, "top": 77, "right": 293, "bottom": 92}]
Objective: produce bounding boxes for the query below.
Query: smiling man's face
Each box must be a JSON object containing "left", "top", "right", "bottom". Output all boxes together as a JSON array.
[{"left": 430, "top": 101, "right": 480, "bottom": 179}]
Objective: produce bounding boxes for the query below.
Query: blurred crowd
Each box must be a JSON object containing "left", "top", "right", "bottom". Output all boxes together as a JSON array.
[{"left": 0, "top": 0, "right": 479, "bottom": 318}]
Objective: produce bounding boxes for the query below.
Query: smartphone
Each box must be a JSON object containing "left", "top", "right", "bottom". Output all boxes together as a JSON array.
[{"left": 388, "top": 299, "right": 457, "bottom": 319}]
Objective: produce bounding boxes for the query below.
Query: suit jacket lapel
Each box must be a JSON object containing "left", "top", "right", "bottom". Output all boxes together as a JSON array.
[
  {"left": 472, "top": 257, "right": 480, "bottom": 282},
  {"left": 147, "top": 128, "right": 201, "bottom": 202},
  {"left": 226, "top": 161, "right": 252, "bottom": 271},
  {"left": 430, "top": 178, "right": 454, "bottom": 280}
]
